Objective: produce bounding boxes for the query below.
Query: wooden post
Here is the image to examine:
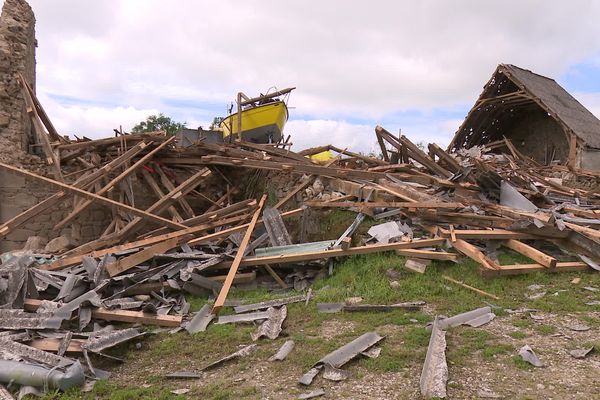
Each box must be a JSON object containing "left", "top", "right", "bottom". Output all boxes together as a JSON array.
[
  {"left": 212, "top": 194, "right": 267, "bottom": 314},
  {"left": 236, "top": 92, "right": 243, "bottom": 142}
]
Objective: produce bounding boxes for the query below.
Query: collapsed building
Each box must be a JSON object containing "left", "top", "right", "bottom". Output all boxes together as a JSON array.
[
  {"left": 449, "top": 63, "right": 600, "bottom": 170},
  {"left": 1, "top": 0, "right": 600, "bottom": 398}
]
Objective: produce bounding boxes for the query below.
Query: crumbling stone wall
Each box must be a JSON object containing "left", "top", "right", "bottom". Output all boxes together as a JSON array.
[
  {"left": 0, "top": 0, "right": 36, "bottom": 163},
  {"left": 0, "top": 0, "right": 110, "bottom": 252}
]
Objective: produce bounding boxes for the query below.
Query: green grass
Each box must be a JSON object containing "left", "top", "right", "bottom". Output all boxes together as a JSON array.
[
  {"left": 509, "top": 331, "right": 528, "bottom": 339},
  {"left": 41, "top": 380, "right": 185, "bottom": 400},
  {"left": 535, "top": 324, "right": 557, "bottom": 336},
  {"left": 43, "top": 234, "right": 600, "bottom": 399},
  {"left": 482, "top": 343, "right": 513, "bottom": 359}
]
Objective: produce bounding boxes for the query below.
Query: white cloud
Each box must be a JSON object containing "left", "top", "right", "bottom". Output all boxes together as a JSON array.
[{"left": 5, "top": 0, "right": 600, "bottom": 148}]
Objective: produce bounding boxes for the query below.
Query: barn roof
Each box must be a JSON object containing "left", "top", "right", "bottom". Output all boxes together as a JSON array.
[{"left": 449, "top": 64, "right": 600, "bottom": 150}]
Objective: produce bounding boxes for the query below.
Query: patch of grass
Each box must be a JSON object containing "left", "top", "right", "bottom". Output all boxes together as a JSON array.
[
  {"left": 41, "top": 380, "right": 185, "bottom": 400},
  {"left": 482, "top": 343, "right": 513, "bottom": 359},
  {"left": 195, "top": 382, "right": 235, "bottom": 400},
  {"left": 509, "top": 331, "right": 528, "bottom": 339},
  {"left": 535, "top": 324, "right": 557, "bottom": 335},
  {"left": 512, "top": 318, "right": 531, "bottom": 328},
  {"left": 447, "top": 328, "right": 494, "bottom": 366},
  {"left": 402, "top": 326, "right": 431, "bottom": 349}
]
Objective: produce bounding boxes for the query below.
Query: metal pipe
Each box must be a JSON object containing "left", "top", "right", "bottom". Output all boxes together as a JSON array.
[{"left": 0, "top": 360, "right": 84, "bottom": 391}]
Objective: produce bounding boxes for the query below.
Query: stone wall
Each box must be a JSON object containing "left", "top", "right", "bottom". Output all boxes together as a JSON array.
[
  {"left": 0, "top": 0, "right": 36, "bottom": 163},
  {"left": 0, "top": 0, "right": 112, "bottom": 253}
]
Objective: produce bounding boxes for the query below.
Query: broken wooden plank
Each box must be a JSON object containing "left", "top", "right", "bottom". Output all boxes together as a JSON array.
[
  {"left": 442, "top": 275, "right": 500, "bottom": 300},
  {"left": 0, "top": 161, "right": 186, "bottom": 231},
  {"left": 105, "top": 236, "right": 183, "bottom": 277},
  {"left": 212, "top": 194, "right": 268, "bottom": 314},
  {"left": 481, "top": 261, "right": 589, "bottom": 277},
  {"left": 503, "top": 239, "right": 557, "bottom": 268},
  {"left": 23, "top": 299, "right": 182, "bottom": 327},
  {"left": 305, "top": 200, "right": 464, "bottom": 210}
]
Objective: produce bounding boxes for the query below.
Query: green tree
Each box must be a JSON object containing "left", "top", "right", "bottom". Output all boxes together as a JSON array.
[{"left": 131, "top": 113, "right": 186, "bottom": 136}]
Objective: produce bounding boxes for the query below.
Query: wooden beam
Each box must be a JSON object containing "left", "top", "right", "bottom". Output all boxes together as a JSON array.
[
  {"left": 503, "top": 239, "right": 557, "bottom": 268},
  {"left": 212, "top": 194, "right": 268, "bottom": 314},
  {"left": 55, "top": 137, "right": 176, "bottom": 229},
  {"left": 375, "top": 129, "right": 390, "bottom": 162},
  {"left": 23, "top": 298, "right": 182, "bottom": 327},
  {"left": 43, "top": 207, "right": 303, "bottom": 271},
  {"left": 0, "top": 161, "right": 186, "bottom": 230},
  {"left": 443, "top": 275, "right": 500, "bottom": 300},
  {"left": 154, "top": 164, "right": 195, "bottom": 218},
  {"left": 19, "top": 74, "right": 64, "bottom": 181},
  {"left": 438, "top": 229, "right": 536, "bottom": 240},
  {"left": 212, "top": 238, "right": 446, "bottom": 268},
  {"left": 105, "top": 236, "right": 183, "bottom": 277},
  {"left": 481, "top": 261, "right": 589, "bottom": 277},
  {"left": 305, "top": 200, "right": 464, "bottom": 210},
  {"left": 0, "top": 143, "right": 151, "bottom": 239},
  {"left": 28, "top": 339, "right": 85, "bottom": 353},
  {"left": 140, "top": 168, "right": 184, "bottom": 222},
  {"left": 448, "top": 238, "right": 501, "bottom": 270}
]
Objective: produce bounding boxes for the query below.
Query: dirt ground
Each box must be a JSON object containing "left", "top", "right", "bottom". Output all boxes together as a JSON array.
[{"left": 107, "top": 310, "right": 600, "bottom": 399}]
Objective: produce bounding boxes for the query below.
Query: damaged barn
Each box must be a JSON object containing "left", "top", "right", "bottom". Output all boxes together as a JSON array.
[{"left": 449, "top": 63, "right": 600, "bottom": 170}]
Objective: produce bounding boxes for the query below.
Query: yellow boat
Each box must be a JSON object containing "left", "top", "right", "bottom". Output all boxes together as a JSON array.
[{"left": 220, "top": 87, "right": 294, "bottom": 143}]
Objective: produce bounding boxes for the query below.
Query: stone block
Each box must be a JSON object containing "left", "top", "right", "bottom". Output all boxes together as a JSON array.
[{"left": 0, "top": 169, "right": 26, "bottom": 188}]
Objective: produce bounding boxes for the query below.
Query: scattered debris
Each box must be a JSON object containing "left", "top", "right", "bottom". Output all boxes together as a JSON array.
[
  {"left": 297, "top": 388, "right": 326, "bottom": 399},
  {"left": 435, "top": 306, "right": 496, "bottom": 330},
  {"left": 251, "top": 306, "right": 287, "bottom": 341},
  {"left": 299, "top": 332, "right": 383, "bottom": 385},
  {"left": 420, "top": 317, "right": 448, "bottom": 399},
  {"left": 202, "top": 344, "right": 257, "bottom": 371},
  {"left": 566, "top": 323, "right": 591, "bottom": 332},
  {"left": 518, "top": 345, "right": 544, "bottom": 367},
  {"left": 185, "top": 304, "right": 214, "bottom": 333},
  {"left": 404, "top": 258, "right": 430, "bottom": 273},
  {"left": 442, "top": 276, "right": 500, "bottom": 300},
  {"left": 569, "top": 346, "right": 595, "bottom": 359},
  {"left": 269, "top": 340, "right": 295, "bottom": 361},
  {"left": 165, "top": 371, "right": 201, "bottom": 379},
  {"left": 317, "top": 302, "right": 424, "bottom": 314}
]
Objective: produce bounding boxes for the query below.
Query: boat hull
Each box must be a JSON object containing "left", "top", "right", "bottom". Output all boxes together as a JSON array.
[{"left": 220, "top": 101, "right": 288, "bottom": 143}]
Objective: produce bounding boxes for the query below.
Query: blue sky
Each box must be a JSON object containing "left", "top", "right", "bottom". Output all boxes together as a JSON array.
[{"left": 20, "top": 0, "right": 600, "bottom": 153}]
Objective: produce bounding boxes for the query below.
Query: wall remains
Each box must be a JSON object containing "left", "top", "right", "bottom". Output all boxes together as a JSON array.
[
  {"left": 0, "top": 0, "right": 36, "bottom": 163},
  {"left": 0, "top": 0, "right": 111, "bottom": 252}
]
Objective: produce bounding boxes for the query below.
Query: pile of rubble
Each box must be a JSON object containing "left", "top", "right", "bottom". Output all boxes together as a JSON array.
[{"left": 1, "top": 80, "right": 600, "bottom": 397}]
